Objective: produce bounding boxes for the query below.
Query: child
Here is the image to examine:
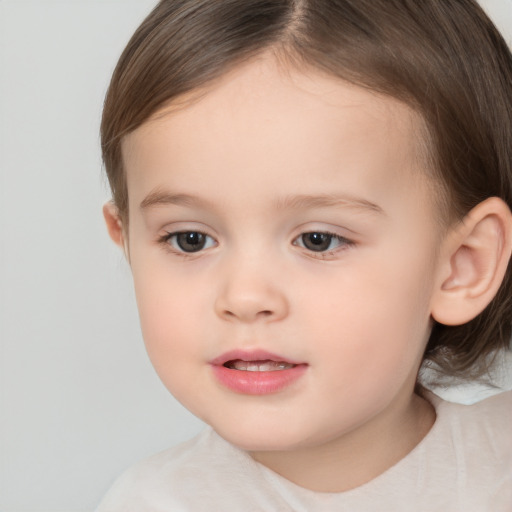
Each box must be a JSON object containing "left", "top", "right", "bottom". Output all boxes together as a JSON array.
[{"left": 96, "top": 0, "right": 512, "bottom": 510}]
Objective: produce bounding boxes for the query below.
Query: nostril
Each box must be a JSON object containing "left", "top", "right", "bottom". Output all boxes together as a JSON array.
[
  {"left": 215, "top": 290, "right": 288, "bottom": 323},
  {"left": 223, "top": 309, "right": 272, "bottom": 318}
]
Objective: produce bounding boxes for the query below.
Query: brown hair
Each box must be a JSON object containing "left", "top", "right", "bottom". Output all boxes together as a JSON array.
[{"left": 101, "top": 0, "right": 512, "bottom": 380}]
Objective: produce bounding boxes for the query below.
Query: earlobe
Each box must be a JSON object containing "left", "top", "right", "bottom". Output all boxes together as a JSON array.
[
  {"left": 431, "top": 197, "right": 512, "bottom": 326},
  {"left": 103, "top": 201, "right": 125, "bottom": 248}
]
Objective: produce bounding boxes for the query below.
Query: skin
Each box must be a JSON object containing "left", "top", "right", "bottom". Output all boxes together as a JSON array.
[{"left": 104, "top": 53, "right": 512, "bottom": 492}]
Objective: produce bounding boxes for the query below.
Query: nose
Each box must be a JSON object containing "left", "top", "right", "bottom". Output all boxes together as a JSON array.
[{"left": 214, "top": 259, "right": 289, "bottom": 324}]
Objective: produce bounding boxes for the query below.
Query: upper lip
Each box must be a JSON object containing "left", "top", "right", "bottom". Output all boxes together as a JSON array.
[{"left": 210, "top": 349, "right": 305, "bottom": 367}]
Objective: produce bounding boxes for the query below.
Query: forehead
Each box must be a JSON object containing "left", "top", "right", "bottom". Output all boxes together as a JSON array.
[{"left": 122, "top": 54, "right": 431, "bottom": 215}]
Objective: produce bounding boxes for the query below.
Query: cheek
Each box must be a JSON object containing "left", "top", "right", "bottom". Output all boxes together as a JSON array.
[
  {"left": 131, "top": 261, "right": 208, "bottom": 370},
  {"left": 133, "top": 275, "right": 211, "bottom": 409},
  {"left": 303, "top": 252, "right": 433, "bottom": 383}
]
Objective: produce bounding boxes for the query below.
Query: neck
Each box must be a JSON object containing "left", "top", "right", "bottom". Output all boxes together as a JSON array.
[{"left": 250, "top": 390, "right": 435, "bottom": 493}]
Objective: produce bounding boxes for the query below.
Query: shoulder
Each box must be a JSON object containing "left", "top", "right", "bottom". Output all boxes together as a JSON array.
[
  {"left": 474, "top": 388, "right": 512, "bottom": 419},
  {"left": 404, "top": 389, "right": 512, "bottom": 509},
  {"left": 433, "top": 389, "right": 512, "bottom": 476},
  {"left": 465, "top": 389, "right": 512, "bottom": 445},
  {"left": 95, "top": 428, "right": 222, "bottom": 512},
  {"left": 440, "top": 388, "right": 512, "bottom": 425},
  {"left": 95, "top": 427, "right": 274, "bottom": 512}
]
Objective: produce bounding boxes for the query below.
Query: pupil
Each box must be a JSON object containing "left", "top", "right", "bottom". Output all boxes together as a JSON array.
[
  {"left": 303, "top": 232, "right": 332, "bottom": 252},
  {"left": 177, "top": 232, "right": 205, "bottom": 252}
]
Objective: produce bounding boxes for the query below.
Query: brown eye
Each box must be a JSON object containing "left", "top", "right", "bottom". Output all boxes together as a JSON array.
[
  {"left": 294, "top": 231, "right": 353, "bottom": 254},
  {"left": 300, "top": 232, "right": 334, "bottom": 252},
  {"left": 165, "top": 231, "right": 215, "bottom": 253},
  {"left": 176, "top": 232, "right": 206, "bottom": 252}
]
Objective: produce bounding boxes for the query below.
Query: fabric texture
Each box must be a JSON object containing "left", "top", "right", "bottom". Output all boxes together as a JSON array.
[{"left": 96, "top": 390, "right": 512, "bottom": 511}]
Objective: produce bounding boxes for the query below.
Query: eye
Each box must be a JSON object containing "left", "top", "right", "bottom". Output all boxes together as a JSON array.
[
  {"left": 163, "top": 231, "right": 216, "bottom": 253},
  {"left": 295, "top": 231, "right": 352, "bottom": 253}
]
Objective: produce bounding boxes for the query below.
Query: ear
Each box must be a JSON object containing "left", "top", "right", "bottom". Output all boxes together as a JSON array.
[
  {"left": 431, "top": 197, "right": 512, "bottom": 326},
  {"left": 103, "top": 201, "right": 126, "bottom": 250}
]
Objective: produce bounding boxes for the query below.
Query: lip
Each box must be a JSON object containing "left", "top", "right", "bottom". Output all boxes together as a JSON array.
[
  {"left": 209, "top": 349, "right": 308, "bottom": 395},
  {"left": 210, "top": 349, "right": 304, "bottom": 367}
]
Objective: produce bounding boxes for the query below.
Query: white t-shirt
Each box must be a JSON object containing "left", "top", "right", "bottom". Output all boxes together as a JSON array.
[{"left": 96, "top": 390, "right": 512, "bottom": 511}]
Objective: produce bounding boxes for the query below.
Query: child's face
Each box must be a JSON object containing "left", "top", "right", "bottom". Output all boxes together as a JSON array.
[{"left": 121, "top": 55, "right": 442, "bottom": 453}]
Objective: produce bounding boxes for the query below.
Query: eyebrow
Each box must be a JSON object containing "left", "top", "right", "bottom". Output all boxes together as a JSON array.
[
  {"left": 274, "top": 193, "right": 385, "bottom": 216},
  {"left": 140, "top": 189, "right": 385, "bottom": 216},
  {"left": 140, "top": 190, "right": 213, "bottom": 210}
]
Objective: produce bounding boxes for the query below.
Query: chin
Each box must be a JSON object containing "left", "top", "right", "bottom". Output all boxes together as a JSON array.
[{"left": 209, "top": 419, "right": 314, "bottom": 453}]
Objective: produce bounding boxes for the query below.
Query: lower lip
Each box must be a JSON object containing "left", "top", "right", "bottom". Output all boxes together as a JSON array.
[{"left": 210, "top": 364, "right": 308, "bottom": 395}]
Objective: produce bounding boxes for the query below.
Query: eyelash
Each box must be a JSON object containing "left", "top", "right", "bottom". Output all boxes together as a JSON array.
[
  {"left": 158, "top": 231, "right": 216, "bottom": 257},
  {"left": 293, "top": 231, "right": 355, "bottom": 257},
  {"left": 158, "top": 230, "right": 355, "bottom": 258}
]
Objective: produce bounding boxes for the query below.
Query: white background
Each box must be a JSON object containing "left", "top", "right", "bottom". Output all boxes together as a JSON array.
[{"left": 0, "top": 1, "right": 511, "bottom": 510}]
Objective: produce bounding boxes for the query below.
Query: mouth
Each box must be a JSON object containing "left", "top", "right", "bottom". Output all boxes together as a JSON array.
[
  {"left": 223, "top": 359, "right": 296, "bottom": 372},
  {"left": 211, "top": 349, "right": 304, "bottom": 369},
  {"left": 210, "top": 349, "right": 307, "bottom": 395}
]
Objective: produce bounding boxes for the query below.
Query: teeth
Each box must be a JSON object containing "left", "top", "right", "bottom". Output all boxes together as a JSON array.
[{"left": 226, "top": 360, "right": 295, "bottom": 371}]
